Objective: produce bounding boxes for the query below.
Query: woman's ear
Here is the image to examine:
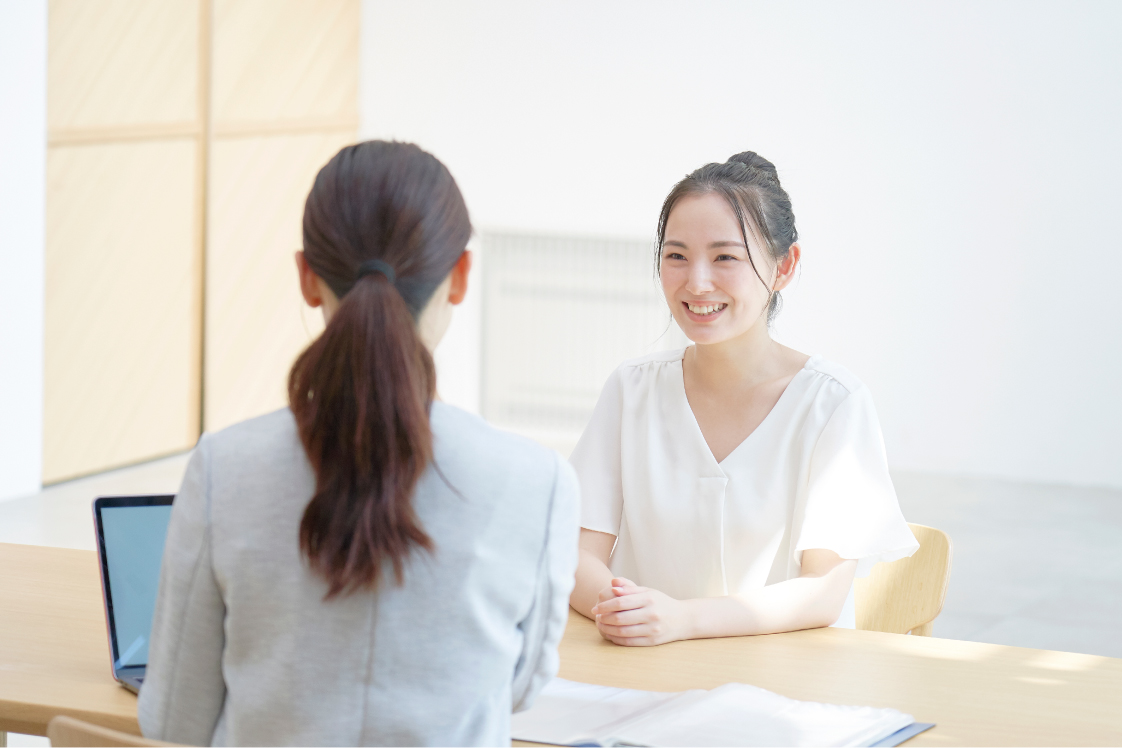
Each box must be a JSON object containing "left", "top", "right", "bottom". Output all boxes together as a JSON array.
[
  {"left": 773, "top": 244, "right": 801, "bottom": 292},
  {"left": 448, "top": 250, "right": 473, "bottom": 305},
  {"left": 295, "top": 250, "right": 323, "bottom": 308}
]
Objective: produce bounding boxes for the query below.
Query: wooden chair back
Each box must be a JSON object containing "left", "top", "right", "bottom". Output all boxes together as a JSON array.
[
  {"left": 854, "top": 523, "right": 952, "bottom": 636},
  {"left": 47, "top": 715, "right": 179, "bottom": 747}
]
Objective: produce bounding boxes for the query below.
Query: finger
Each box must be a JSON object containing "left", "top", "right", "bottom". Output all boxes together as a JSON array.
[
  {"left": 593, "top": 593, "right": 649, "bottom": 615},
  {"left": 598, "top": 627, "right": 631, "bottom": 645},
  {"left": 597, "top": 607, "right": 648, "bottom": 626},
  {"left": 601, "top": 631, "right": 655, "bottom": 647},
  {"left": 610, "top": 577, "right": 640, "bottom": 597},
  {"left": 597, "top": 620, "right": 654, "bottom": 638},
  {"left": 593, "top": 593, "right": 645, "bottom": 614},
  {"left": 599, "top": 584, "right": 644, "bottom": 601},
  {"left": 612, "top": 584, "right": 648, "bottom": 598}
]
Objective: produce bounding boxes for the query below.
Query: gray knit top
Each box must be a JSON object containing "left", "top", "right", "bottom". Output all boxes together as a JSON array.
[{"left": 138, "top": 404, "right": 579, "bottom": 746}]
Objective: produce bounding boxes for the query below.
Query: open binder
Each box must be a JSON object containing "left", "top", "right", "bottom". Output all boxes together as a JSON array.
[{"left": 512, "top": 678, "right": 934, "bottom": 747}]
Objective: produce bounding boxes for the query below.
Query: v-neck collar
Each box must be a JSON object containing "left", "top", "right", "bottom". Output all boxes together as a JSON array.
[{"left": 674, "top": 349, "right": 818, "bottom": 472}]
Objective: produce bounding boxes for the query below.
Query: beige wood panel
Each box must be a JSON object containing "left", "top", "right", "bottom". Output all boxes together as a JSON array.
[
  {"left": 211, "top": 0, "right": 358, "bottom": 129},
  {"left": 204, "top": 131, "right": 354, "bottom": 432},
  {"left": 44, "top": 140, "right": 201, "bottom": 483},
  {"left": 48, "top": 0, "right": 200, "bottom": 133}
]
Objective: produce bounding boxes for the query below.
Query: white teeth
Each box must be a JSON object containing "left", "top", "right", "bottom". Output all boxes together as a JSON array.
[{"left": 687, "top": 303, "right": 726, "bottom": 315}]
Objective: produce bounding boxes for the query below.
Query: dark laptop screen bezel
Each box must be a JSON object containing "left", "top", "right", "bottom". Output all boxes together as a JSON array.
[{"left": 93, "top": 494, "right": 174, "bottom": 673}]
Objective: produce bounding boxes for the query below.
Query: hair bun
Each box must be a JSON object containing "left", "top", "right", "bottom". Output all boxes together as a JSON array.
[{"left": 727, "top": 151, "right": 777, "bottom": 175}]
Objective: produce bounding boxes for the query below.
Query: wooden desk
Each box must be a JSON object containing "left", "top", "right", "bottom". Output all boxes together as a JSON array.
[
  {"left": 556, "top": 611, "right": 1122, "bottom": 746},
  {"left": 0, "top": 543, "right": 140, "bottom": 737},
  {"left": 3, "top": 542, "right": 1121, "bottom": 745}
]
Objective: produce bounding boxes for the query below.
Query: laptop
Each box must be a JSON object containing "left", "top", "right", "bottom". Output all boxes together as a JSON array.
[{"left": 92, "top": 494, "right": 175, "bottom": 694}]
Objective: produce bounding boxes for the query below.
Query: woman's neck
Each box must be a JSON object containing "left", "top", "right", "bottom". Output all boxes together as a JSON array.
[{"left": 685, "top": 319, "right": 784, "bottom": 393}]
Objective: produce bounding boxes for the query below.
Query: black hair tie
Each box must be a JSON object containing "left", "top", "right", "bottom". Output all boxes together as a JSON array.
[{"left": 356, "top": 259, "right": 396, "bottom": 284}]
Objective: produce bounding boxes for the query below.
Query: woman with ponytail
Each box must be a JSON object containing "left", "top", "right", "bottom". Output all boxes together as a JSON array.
[
  {"left": 139, "top": 141, "right": 579, "bottom": 746},
  {"left": 569, "top": 152, "right": 917, "bottom": 645}
]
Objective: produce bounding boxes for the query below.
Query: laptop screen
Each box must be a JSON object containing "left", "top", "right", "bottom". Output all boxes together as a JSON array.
[{"left": 94, "top": 496, "right": 174, "bottom": 670}]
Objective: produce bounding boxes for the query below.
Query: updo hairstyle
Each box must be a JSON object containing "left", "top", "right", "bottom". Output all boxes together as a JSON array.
[{"left": 655, "top": 151, "right": 797, "bottom": 323}]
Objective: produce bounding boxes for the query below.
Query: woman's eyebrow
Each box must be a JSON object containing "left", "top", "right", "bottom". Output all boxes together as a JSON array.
[{"left": 663, "top": 239, "right": 747, "bottom": 250}]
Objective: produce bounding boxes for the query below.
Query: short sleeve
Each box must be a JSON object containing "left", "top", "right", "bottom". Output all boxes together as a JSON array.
[
  {"left": 569, "top": 367, "right": 625, "bottom": 536},
  {"left": 794, "top": 386, "right": 919, "bottom": 578}
]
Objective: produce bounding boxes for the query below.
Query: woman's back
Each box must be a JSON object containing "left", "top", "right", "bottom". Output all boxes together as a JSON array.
[{"left": 138, "top": 402, "right": 578, "bottom": 746}]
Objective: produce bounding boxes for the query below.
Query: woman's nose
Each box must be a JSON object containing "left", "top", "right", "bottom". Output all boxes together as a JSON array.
[{"left": 685, "top": 264, "right": 715, "bottom": 295}]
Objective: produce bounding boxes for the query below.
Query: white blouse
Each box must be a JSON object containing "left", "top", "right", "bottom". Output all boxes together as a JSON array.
[{"left": 570, "top": 348, "right": 918, "bottom": 629}]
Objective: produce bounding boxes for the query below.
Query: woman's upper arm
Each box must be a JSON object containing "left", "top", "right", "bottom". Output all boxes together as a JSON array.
[
  {"left": 796, "top": 387, "right": 918, "bottom": 576},
  {"left": 137, "top": 436, "right": 226, "bottom": 744},
  {"left": 799, "top": 548, "right": 856, "bottom": 583},
  {"left": 798, "top": 548, "right": 858, "bottom": 626},
  {"left": 579, "top": 527, "right": 616, "bottom": 565},
  {"left": 569, "top": 367, "right": 626, "bottom": 536}
]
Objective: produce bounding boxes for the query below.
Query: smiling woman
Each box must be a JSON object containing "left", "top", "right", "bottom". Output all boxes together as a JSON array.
[
  {"left": 567, "top": 152, "right": 919, "bottom": 646},
  {"left": 658, "top": 151, "right": 798, "bottom": 327}
]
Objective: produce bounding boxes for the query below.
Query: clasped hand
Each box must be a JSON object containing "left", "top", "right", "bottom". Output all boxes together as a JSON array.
[{"left": 591, "top": 577, "right": 691, "bottom": 646}]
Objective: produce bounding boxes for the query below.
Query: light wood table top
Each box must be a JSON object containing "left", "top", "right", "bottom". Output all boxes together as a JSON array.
[
  {"left": 555, "top": 610, "right": 1122, "bottom": 746},
  {"left": 0, "top": 543, "right": 141, "bottom": 737},
  {"left": 3, "top": 541, "right": 1121, "bottom": 745}
]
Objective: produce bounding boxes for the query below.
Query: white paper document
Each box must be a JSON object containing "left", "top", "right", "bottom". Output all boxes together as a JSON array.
[{"left": 511, "top": 678, "right": 915, "bottom": 747}]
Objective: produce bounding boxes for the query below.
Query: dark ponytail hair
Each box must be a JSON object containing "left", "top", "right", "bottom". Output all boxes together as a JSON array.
[
  {"left": 289, "top": 141, "right": 471, "bottom": 598},
  {"left": 656, "top": 151, "right": 797, "bottom": 324}
]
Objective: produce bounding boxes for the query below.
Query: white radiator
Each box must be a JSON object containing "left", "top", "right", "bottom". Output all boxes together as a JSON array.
[{"left": 480, "top": 231, "right": 687, "bottom": 453}]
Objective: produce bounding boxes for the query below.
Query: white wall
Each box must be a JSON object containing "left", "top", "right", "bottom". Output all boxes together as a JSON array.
[
  {"left": 0, "top": 0, "right": 47, "bottom": 500},
  {"left": 361, "top": 0, "right": 1122, "bottom": 488}
]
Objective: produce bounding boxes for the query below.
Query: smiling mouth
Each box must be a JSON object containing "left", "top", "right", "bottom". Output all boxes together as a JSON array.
[{"left": 685, "top": 302, "right": 728, "bottom": 316}]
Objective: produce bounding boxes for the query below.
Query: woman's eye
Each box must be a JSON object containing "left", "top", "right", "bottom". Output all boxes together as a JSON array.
[
  {"left": 664, "top": 252, "right": 686, "bottom": 261},
  {"left": 716, "top": 254, "right": 738, "bottom": 261}
]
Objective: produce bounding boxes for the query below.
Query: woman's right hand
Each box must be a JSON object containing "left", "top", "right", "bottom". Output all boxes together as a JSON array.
[{"left": 592, "top": 577, "right": 693, "bottom": 646}]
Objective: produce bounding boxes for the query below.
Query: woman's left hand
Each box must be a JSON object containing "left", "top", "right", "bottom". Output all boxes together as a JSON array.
[{"left": 591, "top": 577, "right": 693, "bottom": 646}]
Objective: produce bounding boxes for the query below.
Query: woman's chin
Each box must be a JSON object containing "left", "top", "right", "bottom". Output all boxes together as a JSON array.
[
  {"left": 670, "top": 311, "right": 749, "bottom": 347},
  {"left": 681, "top": 326, "right": 736, "bottom": 347}
]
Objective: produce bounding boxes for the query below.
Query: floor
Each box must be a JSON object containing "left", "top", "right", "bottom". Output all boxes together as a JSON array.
[
  {"left": 2, "top": 457, "right": 1120, "bottom": 746},
  {"left": 0, "top": 453, "right": 191, "bottom": 552},
  {"left": 892, "top": 471, "right": 1122, "bottom": 658}
]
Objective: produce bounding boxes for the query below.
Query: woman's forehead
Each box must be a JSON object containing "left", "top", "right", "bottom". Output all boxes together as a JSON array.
[{"left": 666, "top": 192, "right": 761, "bottom": 247}]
